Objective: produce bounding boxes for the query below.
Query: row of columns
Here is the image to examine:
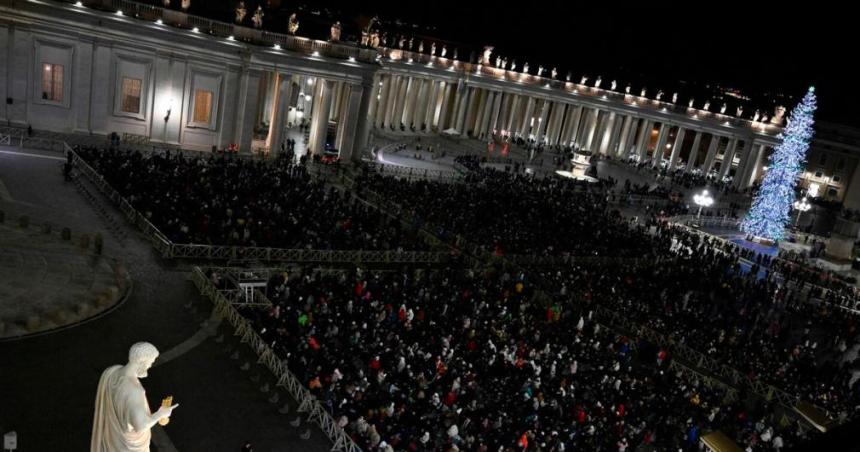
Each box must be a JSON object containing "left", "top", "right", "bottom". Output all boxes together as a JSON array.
[{"left": 367, "top": 73, "right": 771, "bottom": 187}]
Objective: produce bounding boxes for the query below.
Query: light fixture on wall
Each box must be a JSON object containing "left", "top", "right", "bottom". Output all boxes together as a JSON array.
[
  {"left": 75, "top": 1, "right": 83, "bottom": 6},
  {"left": 156, "top": 19, "right": 163, "bottom": 25}
]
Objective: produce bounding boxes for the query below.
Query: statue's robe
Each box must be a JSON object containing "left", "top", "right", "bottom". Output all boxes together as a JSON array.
[{"left": 91, "top": 365, "right": 152, "bottom": 452}]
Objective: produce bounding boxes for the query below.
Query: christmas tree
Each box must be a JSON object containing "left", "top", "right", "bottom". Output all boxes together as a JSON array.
[{"left": 740, "top": 87, "right": 817, "bottom": 241}]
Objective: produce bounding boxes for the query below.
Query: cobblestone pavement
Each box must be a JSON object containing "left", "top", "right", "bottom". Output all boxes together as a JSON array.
[{"left": 0, "top": 146, "right": 328, "bottom": 452}]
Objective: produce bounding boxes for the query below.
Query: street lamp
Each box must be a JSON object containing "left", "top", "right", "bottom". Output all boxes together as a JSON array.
[
  {"left": 693, "top": 189, "right": 714, "bottom": 218},
  {"left": 793, "top": 197, "right": 811, "bottom": 225}
]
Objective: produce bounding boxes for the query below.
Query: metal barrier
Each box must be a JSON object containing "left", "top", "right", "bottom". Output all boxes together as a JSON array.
[{"left": 191, "top": 268, "right": 361, "bottom": 452}]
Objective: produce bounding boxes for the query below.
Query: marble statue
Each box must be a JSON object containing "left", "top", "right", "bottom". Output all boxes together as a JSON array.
[
  {"left": 398, "top": 36, "right": 405, "bottom": 49},
  {"left": 235, "top": 1, "right": 246, "bottom": 23},
  {"left": 251, "top": 6, "right": 263, "bottom": 29},
  {"left": 736, "top": 106, "right": 743, "bottom": 117},
  {"left": 502, "top": 58, "right": 508, "bottom": 69},
  {"left": 495, "top": 56, "right": 501, "bottom": 68},
  {"left": 565, "top": 72, "right": 571, "bottom": 82},
  {"left": 610, "top": 80, "right": 617, "bottom": 90},
  {"left": 761, "top": 114, "right": 769, "bottom": 123},
  {"left": 163, "top": 0, "right": 170, "bottom": 7},
  {"left": 181, "top": 0, "right": 190, "bottom": 11},
  {"left": 640, "top": 88, "right": 647, "bottom": 97},
  {"left": 418, "top": 41, "right": 424, "bottom": 53},
  {"left": 522, "top": 62, "right": 529, "bottom": 74},
  {"left": 482, "top": 46, "right": 493, "bottom": 65},
  {"left": 430, "top": 42, "right": 436, "bottom": 56},
  {"left": 381, "top": 33, "right": 387, "bottom": 46},
  {"left": 594, "top": 77, "right": 602, "bottom": 88},
  {"left": 551, "top": 67, "right": 557, "bottom": 79},
  {"left": 703, "top": 100, "right": 711, "bottom": 110},
  {"left": 656, "top": 90, "right": 663, "bottom": 101},
  {"left": 537, "top": 65, "right": 544, "bottom": 76},
  {"left": 688, "top": 98, "right": 695, "bottom": 108},
  {"left": 92, "top": 342, "right": 178, "bottom": 452},
  {"left": 452, "top": 48, "right": 457, "bottom": 59},
  {"left": 370, "top": 33, "right": 380, "bottom": 48},
  {"left": 408, "top": 37, "right": 414, "bottom": 50},
  {"left": 672, "top": 92, "right": 678, "bottom": 103},
  {"left": 772, "top": 105, "right": 786, "bottom": 124},
  {"left": 625, "top": 84, "right": 631, "bottom": 94},
  {"left": 580, "top": 76, "right": 588, "bottom": 85},
  {"left": 440, "top": 45, "right": 447, "bottom": 57},
  {"left": 329, "top": 21, "right": 341, "bottom": 42},
  {"left": 720, "top": 104, "right": 727, "bottom": 114},
  {"left": 287, "top": 13, "right": 299, "bottom": 35},
  {"left": 510, "top": 60, "right": 517, "bottom": 71},
  {"left": 360, "top": 31, "right": 369, "bottom": 46},
  {"left": 753, "top": 110, "right": 761, "bottom": 122}
]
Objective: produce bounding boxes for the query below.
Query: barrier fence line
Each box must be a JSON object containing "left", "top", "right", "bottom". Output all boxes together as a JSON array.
[
  {"left": 191, "top": 267, "right": 361, "bottom": 452},
  {"left": 69, "top": 150, "right": 447, "bottom": 265}
]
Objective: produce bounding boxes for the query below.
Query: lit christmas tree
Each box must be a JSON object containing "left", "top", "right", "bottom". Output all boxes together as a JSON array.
[{"left": 740, "top": 87, "right": 817, "bottom": 241}]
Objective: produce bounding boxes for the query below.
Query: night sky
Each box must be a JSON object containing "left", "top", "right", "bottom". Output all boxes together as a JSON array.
[{"left": 197, "top": 0, "right": 856, "bottom": 126}]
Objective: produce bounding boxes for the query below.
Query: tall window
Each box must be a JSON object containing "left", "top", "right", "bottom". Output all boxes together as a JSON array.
[
  {"left": 41, "top": 63, "right": 63, "bottom": 102},
  {"left": 192, "top": 89, "right": 213, "bottom": 124},
  {"left": 121, "top": 77, "right": 142, "bottom": 114}
]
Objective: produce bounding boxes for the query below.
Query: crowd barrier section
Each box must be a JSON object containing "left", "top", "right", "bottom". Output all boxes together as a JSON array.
[{"left": 191, "top": 267, "right": 361, "bottom": 452}]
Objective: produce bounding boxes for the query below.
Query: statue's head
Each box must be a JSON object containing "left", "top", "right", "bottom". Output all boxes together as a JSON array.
[{"left": 128, "top": 342, "right": 159, "bottom": 379}]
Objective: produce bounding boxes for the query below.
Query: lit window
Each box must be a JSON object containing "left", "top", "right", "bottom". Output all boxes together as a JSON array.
[
  {"left": 192, "top": 89, "right": 213, "bottom": 123},
  {"left": 41, "top": 63, "right": 64, "bottom": 102},
  {"left": 120, "top": 77, "right": 142, "bottom": 114}
]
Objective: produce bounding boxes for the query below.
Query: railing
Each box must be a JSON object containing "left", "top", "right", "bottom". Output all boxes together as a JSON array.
[
  {"left": 191, "top": 267, "right": 361, "bottom": 452},
  {"left": 67, "top": 0, "right": 379, "bottom": 64},
  {"left": 671, "top": 214, "right": 741, "bottom": 230},
  {"left": 364, "top": 161, "right": 464, "bottom": 182}
]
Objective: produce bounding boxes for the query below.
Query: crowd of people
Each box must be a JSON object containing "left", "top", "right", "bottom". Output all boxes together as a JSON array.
[
  {"left": 76, "top": 147, "right": 425, "bottom": 251},
  {"left": 75, "top": 141, "right": 860, "bottom": 451}
]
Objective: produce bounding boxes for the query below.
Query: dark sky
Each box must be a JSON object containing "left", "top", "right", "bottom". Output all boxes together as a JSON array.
[{"left": 203, "top": 0, "right": 857, "bottom": 126}]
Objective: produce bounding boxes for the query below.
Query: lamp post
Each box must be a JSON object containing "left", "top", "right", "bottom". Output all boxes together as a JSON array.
[
  {"left": 793, "top": 197, "right": 811, "bottom": 226},
  {"left": 693, "top": 189, "right": 714, "bottom": 219}
]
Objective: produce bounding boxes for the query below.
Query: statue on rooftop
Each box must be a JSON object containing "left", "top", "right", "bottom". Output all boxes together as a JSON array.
[
  {"left": 418, "top": 41, "right": 424, "bottom": 53},
  {"left": 235, "top": 1, "right": 246, "bottom": 23},
  {"left": 398, "top": 36, "right": 405, "bottom": 49},
  {"left": 736, "top": 106, "right": 743, "bottom": 117},
  {"left": 181, "top": 0, "right": 190, "bottom": 12},
  {"left": 430, "top": 42, "right": 436, "bottom": 56},
  {"left": 551, "top": 67, "right": 557, "bottom": 79},
  {"left": 580, "top": 75, "right": 588, "bottom": 85},
  {"left": 689, "top": 98, "right": 695, "bottom": 108},
  {"left": 753, "top": 110, "right": 761, "bottom": 122},
  {"left": 408, "top": 37, "right": 414, "bottom": 50},
  {"left": 656, "top": 90, "right": 663, "bottom": 101},
  {"left": 496, "top": 56, "right": 502, "bottom": 68},
  {"left": 672, "top": 92, "right": 678, "bottom": 103},
  {"left": 440, "top": 45, "right": 447, "bottom": 57},
  {"left": 510, "top": 60, "right": 517, "bottom": 71},
  {"left": 329, "top": 21, "right": 341, "bottom": 42},
  {"left": 703, "top": 100, "right": 711, "bottom": 110},
  {"left": 611, "top": 80, "right": 617, "bottom": 90},
  {"left": 594, "top": 77, "right": 602, "bottom": 88},
  {"left": 720, "top": 103, "right": 727, "bottom": 114},
  {"left": 640, "top": 87, "right": 647, "bottom": 97},
  {"left": 287, "top": 13, "right": 299, "bottom": 35},
  {"left": 537, "top": 65, "right": 544, "bottom": 76},
  {"left": 481, "top": 46, "right": 494, "bottom": 65},
  {"left": 370, "top": 32, "right": 380, "bottom": 48},
  {"left": 251, "top": 6, "right": 263, "bottom": 29},
  {"left": 625, "top": 84, "right": 631, "bottom": 94},
  {"left": 523, "top": 62, "right": 529, "bottom": 74},
  {"left": 452, "top": 48, "right": 458, "bottom": 59}
]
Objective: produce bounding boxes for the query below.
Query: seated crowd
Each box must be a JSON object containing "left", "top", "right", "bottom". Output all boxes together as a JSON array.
[
  {"left": 76, "top": 142, "right": 860, "bottom": 451},
  {"left": 76, "top": 147, "right": 425, "bottom": 251}
]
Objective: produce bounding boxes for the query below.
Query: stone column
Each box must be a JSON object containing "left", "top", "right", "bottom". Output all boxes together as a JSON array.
[
  {"left": 308, "top": 79, "right": 334, "bottom": 155},
  {"left": 545, "top": 103, "right": 564, "bottom": 146},
  {"left": 635, "top": 119, "right": 653, "bottom": 161},
  {"left": 561, "top": 105, "right": 583, "bottom": 147},
  {"left": 339, "top": 83, "right": 372, "bottom": 162},
  {"left": 392, "top": 77, "right": 409, "bottom": 129},
  {"left": 488, "top": 91, "right": 504, "bottom": 137},
  {"left": 733, "top": 140, "right": 759, "bottom": 188},
  {"left": 519, "top": 96, "right": 536, "bottom": 137},
  {"left": 597, "top": 112, "right": 618, "bottom": 154},
  {"left": 454, "top": 86, "right": 472, "bottom": 134},
  {"left": 614, "top": 115, "right": 634, "bottom": 157},
  {"left": 582, "top": 108, "right": 601, "bottom": 150},
  {"left": 382, "top": 75, "right": 399, "bottom": 129},
  {"left": 718, "top": 138, "right": 738, "bottom": 179},
  {"left": 231, "top": 67, "right": 262, "bottom": 154},
  {"left": 701, "top": 134, "right": 722, "bottom": 174},
  {"left": 684, "top": 131, "right": 703, "bottom": 172},
  {"left": 373, "top": 76, "right": 388, "bottom": 128},
  {"left": 651, "top": 123, "right": 671, "bottom": 167},
  {"left": 465, "top": 88, "right": 483, "bottom": 136},
  {"left": 478, "top": 90, "right": 496, "bottom": 139},
  {"left": 265, "top": 72, "right": 294, "bottom": 153},
  {"left": 739, "top": 144, "right": 766, "bottom": 188},
  {"left": 506, "top": 95, "right": 522, "bottom": 133},
  {"left": 422, "top": 80, "right": 439, "bottom": 131},
  {"left": 606, "top": 113, "right": 624, "bottom": 155},
  {"left": 436, "top": 81, "right": 454, "bottom": 130},
  {"left": 535, "top": 99, "right": 551, "bottom": 143},
  {"left": 404, "top": 78, "right": 424, "bottom": 130},
  {"left": 666, "top": 127, "right": 687, "bottom": 170}
]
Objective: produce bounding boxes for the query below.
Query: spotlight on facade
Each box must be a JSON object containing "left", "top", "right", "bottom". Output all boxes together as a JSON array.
[
  {"left": 116, "top": 10, "right": 123, "bottom": 15},
  {"left": 75, "top": 1, "right": 83, "bottom": 6},
  {"left": 305, "top": 94, "right": 311, "bottom": 101},
  {"left": 312, "top": 51, "right": 320, "bottom": 57},
  {"left": 227, "top": 35, "right": 235, "bottom": 41},
  {"left": 296, "top": 111, "right": 304, "bottom": 118},
  {"left": 273, "top": 43, "right": 281, "bottom": 50},
  {"left": 349, "top": 56, "right": 356, "bottom": 62},
  {"left": 192, "top": 27, "right": 200, "bottom": 33},
  {"left": 156, "top": 19, "right": 163, "bottom": 25},
  {"left": 307, "top": 78, "right": 314, "bottom": 85}
]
